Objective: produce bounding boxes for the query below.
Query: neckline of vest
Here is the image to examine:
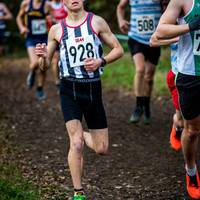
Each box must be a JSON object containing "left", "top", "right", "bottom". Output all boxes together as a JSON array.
[{"left": 64, "top": 12, "right": 89, "bottom": 28}]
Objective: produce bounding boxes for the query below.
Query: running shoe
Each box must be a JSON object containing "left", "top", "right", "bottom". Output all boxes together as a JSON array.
[
  {"left": 73, "top": 193, "right": 86, "bottom": 200},
  {"left": 129, "top": 107, "right": 143, "bottom": 123},
  {"left": 186, "top": 170, "right": 200, "bottom": 199},
  {"left": 26, "top": 70, "right": 35, "bottom": 89},
  {"left": 35, "top": 89, "right": 46, "bottom": 101},
  {"left": 170, "top": 126, "right": 182, "bottom": 151}
]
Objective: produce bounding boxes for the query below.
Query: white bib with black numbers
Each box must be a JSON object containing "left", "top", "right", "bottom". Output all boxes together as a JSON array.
[
  {"left": 136, "top": 14, "right": 155, "bottom": 34},
  {"left": 31, "top": 19, "right": 47, "bottom": 35},
  {"left": 66, "top": 35, "right": 97, "bottom": 68}
]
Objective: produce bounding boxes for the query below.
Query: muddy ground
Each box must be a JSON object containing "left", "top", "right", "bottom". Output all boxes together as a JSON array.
[{"left": 0, "top": 58, "right": 197, "bottom": 200}]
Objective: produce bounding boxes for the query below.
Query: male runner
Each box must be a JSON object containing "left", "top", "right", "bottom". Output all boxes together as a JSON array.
[
  {"left": 150, "top": 34, "right": 184, "bottom": 150},
  {"left": 166, "top": 43, "right": 184, "bottom": 151},
  {"left": 152, "top": 0, "right": 200, "bottom": 198},
  {"left": 117, "top": 0, "right": 161, "bottom": 124},
  {"left": 150, "top": 0, "right": 184, "bottom": 151},
  {"left": 16, "top": 0, "right": 51, "bottom": 100},
  {"left": 0, "top": 2, "right": 12, "bottom": 55},
  {"left": 35, "top": 0, "right": 124, "bottom": 199},
  {"left": 49, "top": 0, "right": 67, "bottom": 91}
]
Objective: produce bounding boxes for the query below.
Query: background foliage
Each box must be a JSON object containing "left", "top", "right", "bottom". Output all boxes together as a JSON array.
[{"left": 3, "top": 0, "right": 123, "bottom": 32}]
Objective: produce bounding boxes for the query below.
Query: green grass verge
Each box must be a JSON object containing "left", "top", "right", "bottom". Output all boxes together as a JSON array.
[
  {"left": 102, "top": 44, "right": 171, "bottom": 96},
  {"left": 0, "top": 164, "right": 40, "bottom": 200}
]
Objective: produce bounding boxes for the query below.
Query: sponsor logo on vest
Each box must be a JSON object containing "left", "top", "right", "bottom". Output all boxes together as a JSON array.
[{"left": 75, "top": 37, "right": 84, "bottom": 43}]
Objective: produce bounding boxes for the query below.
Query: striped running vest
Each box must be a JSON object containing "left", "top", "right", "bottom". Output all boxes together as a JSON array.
[
  {"left": 128, "top": 0, "right": 161, "bottom": 45},
  {"left": 177, "top": 0, "right": 200, "bottom": 76},
  {"left": 59, "top": 12, "right": 104, "bottom": 80},
  {"left": 0, "top": 6, "right": 5, "bottom": 30},
  {"left": 25, "top": 0, "right": 47, "bottom": 38},
  {"left": 51, "top": 2, "right": 67, "bottom": 23},
  {"left": 170, "top": 43, "right": 178, "bottom": 74}
]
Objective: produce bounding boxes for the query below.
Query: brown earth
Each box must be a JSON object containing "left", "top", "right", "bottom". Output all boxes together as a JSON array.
[{"left": 0, "top": 58, "right": 195, "bottom": 200}]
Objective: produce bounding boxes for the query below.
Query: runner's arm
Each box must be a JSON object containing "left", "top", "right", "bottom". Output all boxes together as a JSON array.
[
  {"left": 96, "top": 16, "right": 124, "bottom": 64},
  {"left": 154, "top": 0, "right": 189, "bottom": 39},
  {"left": 35, "top": 25, "right": 58, "bottom": 71},
  {"left": 150, "top": 32, "right": 179, "bottom": 47},
  {"left": 84, "top": 15, "right": 124, "bottom": 72},
  {"left": 117, "top": 0, "right": 130, "bottom": 34},
  {"left": 45, "top": 1, "right": 53, "bottom": 24},
  {"left": 16, "top": 0, "right": 29, "bottom": 34}
]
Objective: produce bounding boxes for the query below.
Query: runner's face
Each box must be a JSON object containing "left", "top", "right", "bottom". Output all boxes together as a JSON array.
[{"left": 63, "top": 0, "right": 84, "bottom": 11}]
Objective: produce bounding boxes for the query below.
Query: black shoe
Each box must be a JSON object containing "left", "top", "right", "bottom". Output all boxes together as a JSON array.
[{"left": 129, "top": 107, "right": 143, "bottom": 123}]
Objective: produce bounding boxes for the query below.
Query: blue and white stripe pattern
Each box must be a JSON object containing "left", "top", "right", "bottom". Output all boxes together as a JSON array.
[
  {"left": 170, "top": 42, "right": 178, "bottom": 74},
  {"left": 59, "top": 12, "right": 104, "bottom": 80},
  {"left": 128, "top": 0, "right": 161, "bottom": 45}
]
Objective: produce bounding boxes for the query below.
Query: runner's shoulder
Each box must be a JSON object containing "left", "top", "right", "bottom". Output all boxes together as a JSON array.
[
  {"left": 91, "top": 14, "right": 108, "bottom": 33},
  {"left": 49, "top": 23, "right": 62, "bottom": 34},
  {"left": 20, "top": 0, "right": 30, "bottom": 8},
  {"left": 49, "top": 23, "right": 63, "bottom": 42},
  {"left": 0, "top": 2, "right": 5, "bottom": 8}
]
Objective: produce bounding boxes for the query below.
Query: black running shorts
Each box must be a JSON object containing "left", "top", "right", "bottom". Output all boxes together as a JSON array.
[
  {"left": 128, "top": 37, "right": 161, "bottom": 65},
  {"left": 176, "top": 72, "right": 200, "bottom": 120},
  {"left": 60, "top": 79, "right": 108, "bottom": 129}
]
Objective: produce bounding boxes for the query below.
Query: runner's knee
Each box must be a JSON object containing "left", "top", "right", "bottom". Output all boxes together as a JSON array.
[
  {"left": 70, "top": 137, "right": 84, "bottom": 153},
  {"left": 68, "top": 124, "right": 84, "bottom": 153},
  {"left": 136, "top": 67, "right": 145, "bottom": 75}
]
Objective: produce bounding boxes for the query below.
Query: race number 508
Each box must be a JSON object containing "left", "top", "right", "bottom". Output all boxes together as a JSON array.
[{"left": 136, "top": 15, "right": 155, "bottom": 34}]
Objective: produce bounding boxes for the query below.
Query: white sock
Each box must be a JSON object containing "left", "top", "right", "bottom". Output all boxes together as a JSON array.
[{"left": 186, "top": 165, "right": 197, "bottom": 177}]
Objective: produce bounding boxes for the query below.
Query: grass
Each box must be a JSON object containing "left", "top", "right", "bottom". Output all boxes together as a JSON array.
[
  {"left": 0, "top": 115, "right": 40, "bottom": 200},
  {"left": 102, "top": 42, "right": 171, "bottom": 96},
  {"left": 0, "top": 164, "right": 40, "bottom": 200}
]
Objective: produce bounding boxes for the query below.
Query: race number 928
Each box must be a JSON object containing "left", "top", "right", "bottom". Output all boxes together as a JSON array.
[{"left": 67, "top": 36, "right": 97, "bottom": 68}]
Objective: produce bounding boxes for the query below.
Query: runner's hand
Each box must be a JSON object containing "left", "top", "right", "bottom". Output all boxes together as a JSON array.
[
  {"left": 35, "top": 43, "right": 49, "bottom": 71},
  {"left": 189, "top": 16, "right": 200, "bottom": 32},
  {"left": 119, "top": 19, "right": 130, "bottom": 34},
  {"left": 84, "top": 57, "right": 102, "bottom": 72},
  {"left": 20, "top": 26, "right": 29, "bottom": 35},
  {"left": 35, "top": 43, "right": 47, "bottom": 58}
]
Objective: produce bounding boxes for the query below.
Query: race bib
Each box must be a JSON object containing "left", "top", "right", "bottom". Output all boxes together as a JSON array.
[
  {"left": 31, "top": 19, "right": 47, "bottom": 35},
  {"left": 136, "top": 15, "right": 155, "bottom": 34},
  {"left": 66, "top": 35, "right": 97, "bottom": 68},
  {"left": 193, "top": 30, "right": 200, "bottom": 56}
]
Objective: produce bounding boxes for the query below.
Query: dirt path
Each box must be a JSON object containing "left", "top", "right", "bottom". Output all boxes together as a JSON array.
[{"left": 0, "top": 58, "right": 194, "bottom": 199}]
